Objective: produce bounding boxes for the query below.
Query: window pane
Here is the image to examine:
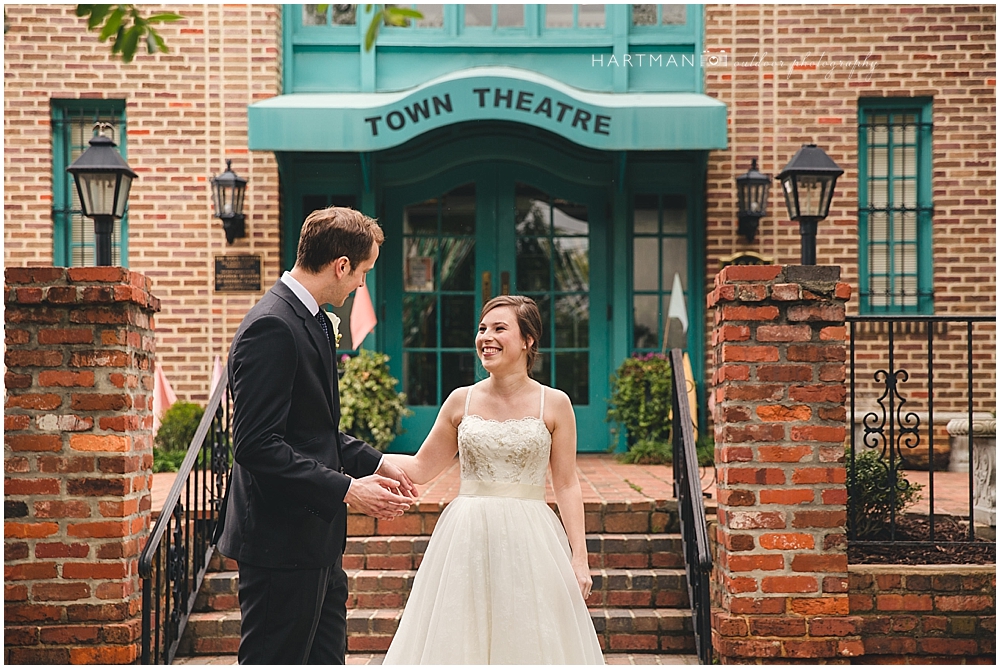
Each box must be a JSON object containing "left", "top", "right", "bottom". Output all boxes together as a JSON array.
[
  {"left": 332, "top": 4, "right": 356, "bottom": 25},
  {"left": 634, "top": 194, "right": 658, "bottom": 233},
  {"left": 465, "top": 4, "right": 491, "bottom": 26},
  {"left": 662, "top": 238, "right": 687, "bottom": 291},
  {"left": 661, "top": 4, "right": 685, "bottom": 24},
  {"left": 441, "top": 183, "right": 475, "bottom": 235},
  {"left": 516, "top": 237, "right": 551, "bottom": 292},
  {"left": 441, "top": 295, "right": 475, "bottom": 348},
  {"left": 303, "top": 5, "right": 327, "bottom": 25},
  {"left": 442, "top": 353, "right": 475, "bottom": 399},
  {"left": 555, "top": 352, "right": 589, "bottom": 405},
  {"left": 405, "top": 352, "right": 437, "bottom": 405},
  {"left": 531, "top": 351, "right": 551, "bottom": 386},
  {"left": 414, "top": 4, "right": 444, "bottom": 27},
  {"left": 555, "top": 295, "right": 589, "bottom": 348},
  {"left": 545, "top": 4, "right": 574, "bottom": 27},
  {"left": 404, "top": 198, "right": 438, "bottom": 234},
  {"left": 552, "top": 199, "right": 588, "bottom": 236},
  {"left": 404, "top": 237, "right": 439, "bottom": 291},
  {"left": 633, "top": 238, "right": 658, "bottom": 291},
  {"left": 516, "top": 184, "right": 551, "bottom": 235},
  {"left": 662, "top": 196, "right": 687, "bottom": 234},
  {"left": 497, "top": 4, "right": 524, "bottom": 27},
  {"left": 403, "top": 294, "right": 437, "bottom": 348},
  {"left": 893, "top": 146, "right": 917, "bottom": 178},
  {"left": 633, "top": 294, "right": 659, "bottom": 349},
  {"left": 553, "top": 237, "right": 589, "bottom": 292},
  {"left": 579, "top": 4, "right": 605, "bottom": 27},
  {"left": 440, "top": 238, "right": 475, "bottom": 291},
  {"left": 632, "top": 4, "right": 656, "bottom": 25}
]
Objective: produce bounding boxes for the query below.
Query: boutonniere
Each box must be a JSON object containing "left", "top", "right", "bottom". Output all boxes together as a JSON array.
[{"left": 325, "top": 310, "right": 342, "bottom": 347}]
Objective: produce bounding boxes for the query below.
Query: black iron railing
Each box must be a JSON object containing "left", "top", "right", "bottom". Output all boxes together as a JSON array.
[
  {"left": 847, "top": 315, "right": 996, "bottom": 550},
  {"left": 668, "top": 348, "right": 713, "bottom": 665},
  {"left": 139, "top": 377, "right": 232, "bottom": 664}
]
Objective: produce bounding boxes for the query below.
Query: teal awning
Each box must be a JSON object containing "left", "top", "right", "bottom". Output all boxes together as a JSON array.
[{"left": 248, "top": 66, "right": 727, "bottom": 152}]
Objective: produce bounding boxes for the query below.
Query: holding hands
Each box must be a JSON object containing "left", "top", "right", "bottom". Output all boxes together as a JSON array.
[{"left": 343, "top": 459, "right": 418, "bottom": 521}]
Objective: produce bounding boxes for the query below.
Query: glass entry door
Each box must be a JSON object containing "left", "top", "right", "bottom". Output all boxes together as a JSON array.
[{"left": 385, "top": 163, "right": 608, "bottom": 452}]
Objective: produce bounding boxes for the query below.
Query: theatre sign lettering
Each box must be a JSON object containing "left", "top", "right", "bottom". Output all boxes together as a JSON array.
[
  {"left": 364, "top": 88, "right": 611, "bottom": 137},
  {"left": 247, "top": 67, "right": 728, "bottom": 152}
]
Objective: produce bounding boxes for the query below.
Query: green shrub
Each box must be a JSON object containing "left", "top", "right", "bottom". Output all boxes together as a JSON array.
[
  {"left": 848, "top": 446, "right": 923, "bottom": 540},
  {"left": 153, "top": 401, "right": 205, "bottom": 473},
  {"left": 607, "top": 353, "right": 673, "bottom": 464},
  {"left": 155, "top": 401, "right": 205, "bottom": 452},
  {"left": 339, "top": 350, "right": 412, "bottom": 452}
]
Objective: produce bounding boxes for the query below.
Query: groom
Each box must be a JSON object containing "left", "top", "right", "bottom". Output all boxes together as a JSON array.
[{"left": 216, "top": 206, "right": 417, "bottom": 664}]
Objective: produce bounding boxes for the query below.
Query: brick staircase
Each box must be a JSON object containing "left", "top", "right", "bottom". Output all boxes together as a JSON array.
[{"left": 176, "top": 499, "right": 699, "bottom": 662}]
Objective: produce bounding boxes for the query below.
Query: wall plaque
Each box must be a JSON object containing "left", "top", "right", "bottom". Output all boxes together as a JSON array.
[{"left": 215, "top": 254, "right": 262, "bottom": 292}]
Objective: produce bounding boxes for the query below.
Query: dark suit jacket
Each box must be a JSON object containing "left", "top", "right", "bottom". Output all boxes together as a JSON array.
[{"left": 216, "top": 280, "right": 382, "bottom": 569}]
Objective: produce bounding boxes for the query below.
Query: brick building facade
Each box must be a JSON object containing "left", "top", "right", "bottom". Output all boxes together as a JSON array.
[{"left": 4, "top": 3, "right": 996, "bottom": 426}]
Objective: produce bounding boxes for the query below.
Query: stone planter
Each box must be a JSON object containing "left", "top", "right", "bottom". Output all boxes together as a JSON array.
[{"left": 947, "top": 417, "right": 996, "bottom": 527}]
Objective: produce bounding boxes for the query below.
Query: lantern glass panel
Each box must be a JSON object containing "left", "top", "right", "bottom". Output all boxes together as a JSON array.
[
  {"left": 78, "top": 173, "right": 118, "bottom": 218},
  {"left": 781, "top": 177, "right": 798, "bottom": 219},
  {"left": 114, "top": 174, "right": 132, "bottom": 218}
]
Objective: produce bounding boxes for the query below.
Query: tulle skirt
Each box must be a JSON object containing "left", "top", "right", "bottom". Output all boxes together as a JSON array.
[{"left": 382, "top": 482, "right": 604, "bottom": 665}]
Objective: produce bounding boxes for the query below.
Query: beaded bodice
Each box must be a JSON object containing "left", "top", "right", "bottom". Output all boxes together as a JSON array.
[{"left": 457, "top": 385, "right": 551, "bottom": 487}]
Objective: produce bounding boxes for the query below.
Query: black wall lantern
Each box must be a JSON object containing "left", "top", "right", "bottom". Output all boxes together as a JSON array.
[
  {"left": 776, "top": 144, "right": 844, "bottom": 265},
  {"left": 735, "top": 158, "right": 771, "bottom": 242},
  {"left": 211, "top": 159, "right": 248, "bottom": 244},
  {"left": 66, "top": 123, "right": 137, "bottom": 266}
]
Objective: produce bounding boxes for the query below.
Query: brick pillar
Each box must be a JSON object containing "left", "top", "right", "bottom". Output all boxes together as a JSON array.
[
  {"left": 4, "top": 267, "right": 160, "bottom": 664},
  {"left": 707, "top": 265, "right": 863, "bottom": 663}
]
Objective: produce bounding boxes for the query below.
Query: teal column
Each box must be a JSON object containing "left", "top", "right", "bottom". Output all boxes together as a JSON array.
[
  {"left": 359, "top": 152, "right": 379, "bottom": 350},
  {"left": 360, "top": 6, "right": 376, "bottom": 93},
  {"left": 610, "top": 152, "right": 630, "bottom": 453}
]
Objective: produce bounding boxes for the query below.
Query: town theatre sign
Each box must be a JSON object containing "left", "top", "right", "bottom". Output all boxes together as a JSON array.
[{"left": 248, "top": 66, "right": 727, "bottom": 152}]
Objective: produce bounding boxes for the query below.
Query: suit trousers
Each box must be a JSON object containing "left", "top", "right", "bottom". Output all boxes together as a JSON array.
[{"left": 236, "top": 556, "right": 349, "bottom": 665}]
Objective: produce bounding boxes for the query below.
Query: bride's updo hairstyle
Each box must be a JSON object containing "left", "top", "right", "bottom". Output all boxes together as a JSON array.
[{"left": 480, "top": 295, "right": 542, "bottom": 375}]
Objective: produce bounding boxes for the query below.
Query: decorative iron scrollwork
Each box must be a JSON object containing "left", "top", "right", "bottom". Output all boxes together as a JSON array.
[
  {"left": 167, "top": 503, "right": 188, "bottom": 634},
  {"left": 862, "top": 368, "right": 921, "bottom": 494}
]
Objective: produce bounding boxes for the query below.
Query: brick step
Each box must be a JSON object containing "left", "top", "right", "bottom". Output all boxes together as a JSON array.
[
  {"left": 172, "top": 653, "right": 702, "bottom": 665},
  {"left": 208, "top": 533, "right": 685, "bottom": 574},
  {"left": 182, "top": 607, "right": 695, "bottom": 656},
  {"left": 347, "top": 499, "right": 681, "bottom": 537},
  {"left": 194, "top": 568, "right": 690, "bottom": 613}
]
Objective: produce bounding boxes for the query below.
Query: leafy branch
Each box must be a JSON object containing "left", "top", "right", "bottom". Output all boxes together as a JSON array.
[
  {"left": 76, "top": 5, "right": 183, "bottom": 63},
  {"left": 316, "top": 4, "right": 423, "bottom": 51}
]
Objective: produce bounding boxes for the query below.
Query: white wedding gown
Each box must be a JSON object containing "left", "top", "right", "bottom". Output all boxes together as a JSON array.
[{"left": 382, "top": 384, "right": 604, "bottom": 665}]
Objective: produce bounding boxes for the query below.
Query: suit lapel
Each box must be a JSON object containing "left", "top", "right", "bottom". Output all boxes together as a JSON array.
[{"left": 272, "top": 282, "right": 336, "bottom": 411}]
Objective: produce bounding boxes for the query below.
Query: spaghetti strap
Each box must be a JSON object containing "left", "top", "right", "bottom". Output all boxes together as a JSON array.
[
  {"left": 464, "top": 385, "right": 474, "bottom": 417},
  {"left": 538, "top": 385, "right": 546, "bottom": 420}
]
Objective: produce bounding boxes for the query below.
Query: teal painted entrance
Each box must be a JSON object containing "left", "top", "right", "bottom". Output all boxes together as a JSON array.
[{"left": 384, "top": 160, "right": 609, "bottom": 453}]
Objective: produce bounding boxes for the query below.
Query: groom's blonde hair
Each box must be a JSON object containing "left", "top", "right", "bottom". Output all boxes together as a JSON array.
[{"left": 480, "top": 295, "right": 542, "bottom": 375}]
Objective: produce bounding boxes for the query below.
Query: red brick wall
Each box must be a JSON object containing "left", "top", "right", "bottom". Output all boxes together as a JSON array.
[
  {"left": 708, "top": 265, "right": 862, "bottom": 663},
  {"left": 703, "top": 4, "right": 997, "bottom": 422},
  {"left": 3, "top": 4, "right": 283, "bottom": 402},
  {"left": 4, "top": 267, "right": 160, "bottom": 663},
  {"left": 850, "top": 564, "right": 995, "bottom": 662}
]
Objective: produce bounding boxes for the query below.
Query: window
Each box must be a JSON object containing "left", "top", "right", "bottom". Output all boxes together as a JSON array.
[
  {"left": 631, "top": 4, "right": 687, "bottom": 26},
  {"left": 51, "top": 100, "right": 128, "bottom": 267},
  {"left": 631, "top": 194, "right": 688, "bottom": 352},
  {"left": 545, "top": 5, "right": 605, "bottom": 29},
  {"left": 858, "top": 99, "right": 933, "bottom": 313}
]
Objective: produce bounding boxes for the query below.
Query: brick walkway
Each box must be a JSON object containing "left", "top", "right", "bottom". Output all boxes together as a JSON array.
[
  {"left": 150, "top": 453, "right": 975, "bottom": 519},
  {"left": 174, "top": 653, "right": 700, "bottom": 665}
]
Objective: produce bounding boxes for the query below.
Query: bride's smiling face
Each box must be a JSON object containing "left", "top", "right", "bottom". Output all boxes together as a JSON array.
[{"left": 476, "top": 306, "right": 532, "bottom": 373}]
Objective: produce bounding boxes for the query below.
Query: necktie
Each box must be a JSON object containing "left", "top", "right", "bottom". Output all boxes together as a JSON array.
[{"left": 315, "top": 309, "right": 331, "bottom": 343}]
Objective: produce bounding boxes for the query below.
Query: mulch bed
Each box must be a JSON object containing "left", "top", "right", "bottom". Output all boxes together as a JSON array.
[{"left": 849, "top": 515, "right": 996, "bottom": 565}]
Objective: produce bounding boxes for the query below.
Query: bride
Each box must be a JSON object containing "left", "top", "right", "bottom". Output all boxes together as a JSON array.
[{"left": 381, "top": 295, "right": 604, "bottom": 665}]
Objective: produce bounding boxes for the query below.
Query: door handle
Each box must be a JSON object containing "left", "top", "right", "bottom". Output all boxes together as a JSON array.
[
  {"left": 500, "top": 271, "right": 510, "bottom": 296},
  {"left": 481, "top": 271, "right": 492, "bottom": 305}
]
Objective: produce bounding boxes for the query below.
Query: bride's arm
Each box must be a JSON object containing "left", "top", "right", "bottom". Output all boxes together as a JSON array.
[
  {"left": 548, "top": 388, "right": 593, "bottom": 601},
  {"left": 383, "top": 387, "right": 463, "bottom": 485}
]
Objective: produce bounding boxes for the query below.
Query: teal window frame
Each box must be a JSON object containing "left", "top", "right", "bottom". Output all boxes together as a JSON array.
[
  {"left": 857, "top": 98, "right": 934, "bottom": 314},
  {"left": 628, "top": 192, "right": 692, "bottom": 355},
  {"left": 51, "top": 99, "right": 129, "bottom": 268}
]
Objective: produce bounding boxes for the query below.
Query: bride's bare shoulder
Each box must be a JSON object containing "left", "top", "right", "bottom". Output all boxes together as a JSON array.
[{"left": 442, "top": 384, "right": 476, "bottom": 427}]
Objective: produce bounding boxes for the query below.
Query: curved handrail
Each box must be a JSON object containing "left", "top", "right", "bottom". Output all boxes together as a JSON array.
[{"left": 139, "top": 375, "right": 229, "bottom": 578}]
